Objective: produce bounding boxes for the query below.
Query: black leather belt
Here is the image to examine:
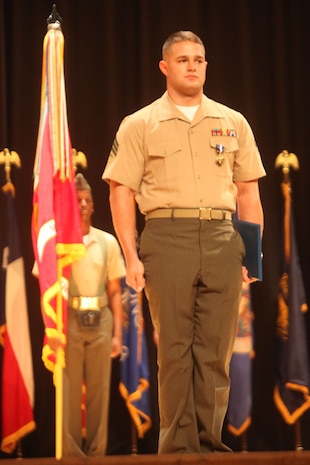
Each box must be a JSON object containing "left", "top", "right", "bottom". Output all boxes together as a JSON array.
[{"left": 145, "top": 208, "right": 232, "bottom": 221}]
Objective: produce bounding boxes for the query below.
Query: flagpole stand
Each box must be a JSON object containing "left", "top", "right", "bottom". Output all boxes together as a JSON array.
[
  {"left": 241, "top": 431, "right": 248, "bottom": 452},
  {"left": 16, "top": 440, "right": 23, "bottom": 458},
  {"left": 294, "top": 419, "right": 303, "bottom": 451},
  {"left": 130, "top": 421, "right": 138, "bottom": 455}
]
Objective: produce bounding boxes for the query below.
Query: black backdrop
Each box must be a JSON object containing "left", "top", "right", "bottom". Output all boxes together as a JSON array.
[{"left": 1, "top": 0, "right": 310, "bottom": 458}]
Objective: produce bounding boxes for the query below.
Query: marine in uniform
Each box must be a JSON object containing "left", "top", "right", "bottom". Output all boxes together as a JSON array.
[
  {"left": 63, "top": 173, "right": 126, "bottom": 457},
  {"left": 102, "top": 31, "right": 265, "bottom": 453}
]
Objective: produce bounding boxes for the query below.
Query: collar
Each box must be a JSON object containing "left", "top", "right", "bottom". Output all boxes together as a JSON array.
[
  {"left": 157, "top": 91, "right": 225, "bottom": 123},
  {"left": 84, "top": 226, "right": 99, "bottom": 247}
]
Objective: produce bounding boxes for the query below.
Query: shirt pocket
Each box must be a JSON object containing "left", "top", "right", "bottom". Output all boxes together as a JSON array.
[
  {"left": 209, "top": 136, "right": 239, "bottom": 177},
  {"left": 147, "top": 140, "right": 182, "bottom": 183}
]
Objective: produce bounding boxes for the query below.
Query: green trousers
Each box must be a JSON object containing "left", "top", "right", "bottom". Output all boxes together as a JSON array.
[
  {"left": 140, "top": 218, "right": 244, "bottom": 453},
  {"left": 62, "top": 306, "right": 112, "bottom": 457}
]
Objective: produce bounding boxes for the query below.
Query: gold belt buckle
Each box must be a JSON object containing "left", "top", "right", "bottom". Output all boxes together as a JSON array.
[
  {"left": 72, "top": 296, "right": 100, "bottom": 310},
  {"left": 199, "top": 207, "right": 212, "bottom": 220},
  {"left": 80, "top": 296, "right": 100, "bottom": 310}
]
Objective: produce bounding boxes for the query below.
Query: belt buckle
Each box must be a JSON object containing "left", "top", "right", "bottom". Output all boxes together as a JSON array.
[
  {"left": 79, "top": 296, "right": 100, "bottom": 311},
  {"left": 199, "top": 207, "right": 212, "bottom": 220}
]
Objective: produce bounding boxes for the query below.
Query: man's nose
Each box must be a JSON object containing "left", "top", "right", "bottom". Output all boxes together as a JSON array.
[{"left": 80, "top": 198, "right": 87, "bottom": 206}]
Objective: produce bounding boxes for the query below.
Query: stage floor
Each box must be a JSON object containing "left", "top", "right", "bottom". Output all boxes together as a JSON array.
[{"left": 1, "top": 451, "right": 310, "bottom": 465}]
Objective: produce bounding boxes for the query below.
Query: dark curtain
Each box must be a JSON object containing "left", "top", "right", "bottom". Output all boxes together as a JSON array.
[{"left": 1, "top": 0, "right": 310, "bottom": 457}]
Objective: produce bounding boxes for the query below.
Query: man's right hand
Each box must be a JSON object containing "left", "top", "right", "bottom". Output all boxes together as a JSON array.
[{"left": 126, "top": 257, "right": 145, "bottom": 292}]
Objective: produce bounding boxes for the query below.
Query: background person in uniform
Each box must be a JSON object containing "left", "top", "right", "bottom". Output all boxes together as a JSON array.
[
  {"left": 62, "top": 173, "right": 126, "bottom": 457},
  {"left": 102, "top": 31, "right": 265, "bottom": 454}
]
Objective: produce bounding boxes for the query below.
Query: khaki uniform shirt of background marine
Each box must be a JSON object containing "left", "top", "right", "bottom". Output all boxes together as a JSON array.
[
  {"left": 103, "top": 92, "right": 266, "bottom": 211},
  {"left": 69, "top": 226, "right": 126, "bottom": 300}
]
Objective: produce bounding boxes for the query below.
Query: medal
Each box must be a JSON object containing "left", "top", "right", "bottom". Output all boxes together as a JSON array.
[{"left": 216, "top": 144, "right": 225, "bottom": 166}]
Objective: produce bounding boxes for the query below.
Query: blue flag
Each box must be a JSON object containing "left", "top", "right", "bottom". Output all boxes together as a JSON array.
[
  {"left": 119, "top": 278, "right": 152, "bottom": 438},
  {"left": 274, "top": 181, "right": 310, "bottom": 423},
  {"left": 226, "top": 282, "right": 254, "bottom": 436}
]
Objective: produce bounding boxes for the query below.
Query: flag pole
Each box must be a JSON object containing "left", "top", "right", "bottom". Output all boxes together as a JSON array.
[
  {"left": 55, "top": 258, "right": 64, "bottom": 460},
  {"left": 275, "top": 150, "right": 305, "bottom": 451},
  {"left": 46, "top": 6, "right": 64, "bottom": 460},
  {"left": 33, "top": 5, "right": 85, "bottom": 459}
]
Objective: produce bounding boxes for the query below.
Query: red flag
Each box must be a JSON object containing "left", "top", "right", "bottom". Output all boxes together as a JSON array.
[
  {"left": 31, "top": 24, "right": 84, "bottom": 381},
  {"left": 1, "top": 185, "right": 36, "bottom": 453}
]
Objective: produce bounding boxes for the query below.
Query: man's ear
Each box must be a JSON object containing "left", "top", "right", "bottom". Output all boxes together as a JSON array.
[{"left": 159, "top": 60, "right": 168, "bottom": 76}]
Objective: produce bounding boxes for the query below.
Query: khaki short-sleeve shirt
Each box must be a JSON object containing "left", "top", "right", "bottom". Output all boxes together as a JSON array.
[
  {"left": 102, "top": 92, "right": 266, "bottom": 214},
  {"left": 69, "top": 226, "right": 126, "bottom": 297}
]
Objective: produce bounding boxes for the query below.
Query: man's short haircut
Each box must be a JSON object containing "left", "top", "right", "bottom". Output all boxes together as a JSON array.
[
  {"left": 162, "top": 31, "right": 205, "bottom": 58},
  {"left": 75, "top": 173, "right": 92, "bottom": 192}
]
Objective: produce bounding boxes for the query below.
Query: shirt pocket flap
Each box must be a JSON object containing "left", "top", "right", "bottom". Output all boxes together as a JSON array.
[
  {"left": 209, "top": 136, "right": 239, "bottom": 153},
  {"left": 148, "top": 140, "right": 181, "bottom": 158}
]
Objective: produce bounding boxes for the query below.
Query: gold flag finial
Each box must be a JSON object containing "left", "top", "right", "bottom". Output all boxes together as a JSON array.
[
  {"left": 72, "top": 148, "right": 88, "bottom": 173},
  {"left": 0, "top": 148, "right": 21, "bottom": 197},
  {"left": 0, "top": 148, "right": 21, "bottom": 182},
  {"left": 275, "top": 149, "right": 299, "bottom": 182},
  {"left": 275, "top": 150, "right": 300, "bottom": 266}
]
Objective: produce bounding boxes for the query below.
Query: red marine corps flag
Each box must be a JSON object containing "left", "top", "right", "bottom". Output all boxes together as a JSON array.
[{"left": 31, "top": 7, "right": 84, "bottom": 458}]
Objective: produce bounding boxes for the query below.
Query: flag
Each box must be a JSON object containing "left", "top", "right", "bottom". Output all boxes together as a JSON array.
[
  {"left": 1, "top": 185, "right": 36, "bottom": 453},
  {"left": 119, "top": 278, "right": 152, "bottom": 438},
  {"left": 226, "top": 282, "right": 254, "bottom": 436},
  {"left": 31, "top": 23, "right": 84, "bottom": 381},
  {"left": 274, "top": 181, "right": 310, "bottom": 423}
]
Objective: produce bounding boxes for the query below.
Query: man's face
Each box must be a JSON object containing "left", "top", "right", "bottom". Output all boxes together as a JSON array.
[
  {"left": 77, "top": 189, "right": 94, "bottom": 220},
  {"left": 160, "top": 40, "right": 207, "bottom": 98}
]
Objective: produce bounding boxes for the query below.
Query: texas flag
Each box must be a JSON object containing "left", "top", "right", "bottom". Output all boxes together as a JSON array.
[{"left": 1, "top": 185, "right": 36, "bottom": 453}]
